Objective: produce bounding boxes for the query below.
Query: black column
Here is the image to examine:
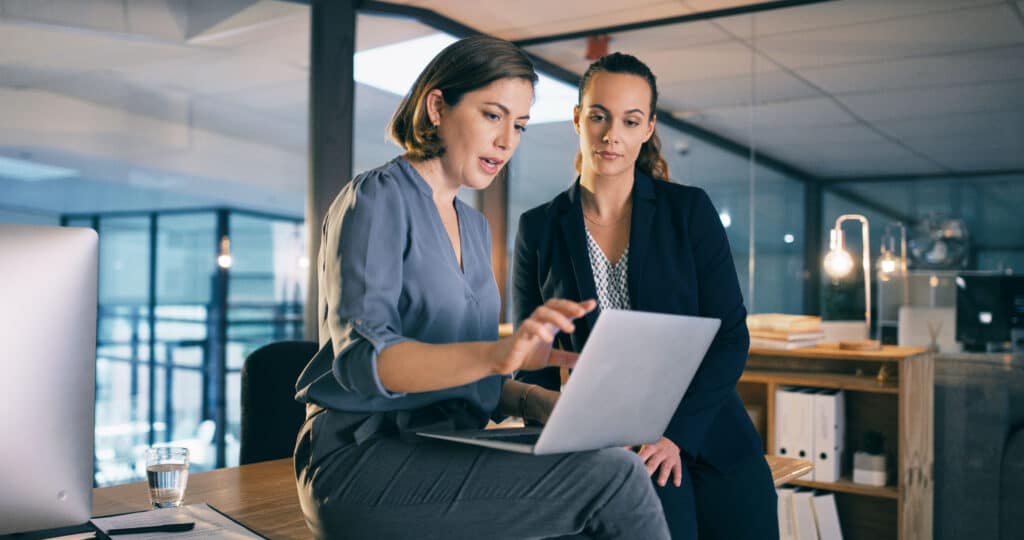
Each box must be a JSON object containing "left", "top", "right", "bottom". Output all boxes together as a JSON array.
[
  {"left": 304, "top": 0, "right": 357, "bottom": 341},
  {"left": 205, "top": 209, "right": 230, "bottom": 468},
  {"left": 803, "top": 182, "right": 823, "bottom": 315}
]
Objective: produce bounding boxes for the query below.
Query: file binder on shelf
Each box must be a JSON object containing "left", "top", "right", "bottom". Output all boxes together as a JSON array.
[
  {"left": 777, "top": 486, "right": 798, "bottom": 540},
  {"left": 792, "top": 488, "right": 819, "bottom": 540},
  {"left": 775, "top": 386, "right": 816, "bottom": 479},
  {"left": 812, "top": 492, "right": 844, "bottom": 540},
  {"left": 813, "top": 390, "right": 845, "bottom": 483}
]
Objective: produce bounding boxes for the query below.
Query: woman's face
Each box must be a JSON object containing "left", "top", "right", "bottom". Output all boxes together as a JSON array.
[
  {"left": 574, "top": 72, "right": 656, "bottom": 180},
  {"left": 429, "top": 77, "right": 533, "bottom": 190}
]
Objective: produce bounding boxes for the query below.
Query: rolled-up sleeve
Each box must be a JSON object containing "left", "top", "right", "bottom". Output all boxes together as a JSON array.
[{"left": 321, "top": 173, "right": 410, "bottom": 399}]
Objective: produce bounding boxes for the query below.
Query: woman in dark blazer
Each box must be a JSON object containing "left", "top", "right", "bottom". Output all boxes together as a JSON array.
[{"left": 513, "top": 53, "right": 778, "bottom": 539}]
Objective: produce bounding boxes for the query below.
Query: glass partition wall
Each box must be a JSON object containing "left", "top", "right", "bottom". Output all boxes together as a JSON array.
[{"left": 63, "top": 209, "right": 304, "bottom": 486}]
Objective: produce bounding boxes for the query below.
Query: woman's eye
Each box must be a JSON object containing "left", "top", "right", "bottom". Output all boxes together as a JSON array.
[
  {"left": 515, "top": 124, "right": 528, "bottom": 133},
  {"left": 626, "top": 120, "right": 640, "bottom": 127},
  {"left": 589, "top": 115, "right": 605, "bottom": 122},
  {"left": 484, "top": 112, "right": 500, "bottom": 121}
]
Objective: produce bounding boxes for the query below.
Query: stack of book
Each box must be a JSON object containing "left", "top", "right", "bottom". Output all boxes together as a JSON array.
[{"left": 747, "top": 314, "right": 824, "bottom": 350}]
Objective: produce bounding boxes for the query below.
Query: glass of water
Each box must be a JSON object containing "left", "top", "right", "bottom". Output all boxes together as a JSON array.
[{"left": 145, "top": 446, "right": 189, "bottom": 508}]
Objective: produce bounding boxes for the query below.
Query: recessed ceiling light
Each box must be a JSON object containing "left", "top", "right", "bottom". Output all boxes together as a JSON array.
[
  {"left": 0, "top": 156, "right": 77, "bottom": 182},
  {"left": 354, "top": 33, "right": 575, "bottom": 124}
]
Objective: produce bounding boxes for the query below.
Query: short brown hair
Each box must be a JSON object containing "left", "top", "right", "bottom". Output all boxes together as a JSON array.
[{"left": 388, "top": 36, "right": 538, "bottom": 161}]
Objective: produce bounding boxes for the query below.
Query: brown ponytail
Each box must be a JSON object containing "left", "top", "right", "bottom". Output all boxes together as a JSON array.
[{"left": 574, "top": 52, "right": 670, "bottom": 181}]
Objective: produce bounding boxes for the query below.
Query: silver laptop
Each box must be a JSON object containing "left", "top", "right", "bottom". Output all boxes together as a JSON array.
[
  {"left": 417, "top": 309, "right": 721, "bottom": 454},
  {"left": 0, "top": 225, "right": 97, "bottom": 534}
]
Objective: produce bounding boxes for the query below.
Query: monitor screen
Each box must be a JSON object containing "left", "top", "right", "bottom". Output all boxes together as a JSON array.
[
  {"left": 0, "top": 225, "right": 98, "bottom": 534},
  {"left": 955, "top": 275, "right": 1024, "bottom": 352}
]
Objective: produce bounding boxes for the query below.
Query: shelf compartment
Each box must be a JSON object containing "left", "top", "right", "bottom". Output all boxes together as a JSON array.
[
  {"left": 740, "top": 369, "right": 899, "bottom": 394},
  {"left": 786, "top": 475, "right": 899, "bottom": 499}
]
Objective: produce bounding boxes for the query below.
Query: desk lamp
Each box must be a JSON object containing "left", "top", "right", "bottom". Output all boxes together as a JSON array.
[{"left": 824, "top": 214, "right": 879, "bottom": 347}]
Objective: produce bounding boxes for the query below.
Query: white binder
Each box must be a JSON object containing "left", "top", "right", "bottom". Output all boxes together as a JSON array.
[
  {"left": 812, "top": 492, "right": 844, "bottom": 540},
  {"left": 813, "top": 390, "right": 845, "bottom": 483},
  {"left": 777, "top": 487, "right": 798, "bottom": 540},
  {"left": 792, "top": 488, "right": 819, "bottom": 540},
  {"left": 775, "top": 386, "right": 815, "bottom": 479}
]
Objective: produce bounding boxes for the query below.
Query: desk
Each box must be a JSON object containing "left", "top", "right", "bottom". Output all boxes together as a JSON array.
[
  {"left": 93, "top": 458, "right": 311, "bottom": 540},
  {"left": 94, "top": 455, "right": 811, "bottom": 539}
]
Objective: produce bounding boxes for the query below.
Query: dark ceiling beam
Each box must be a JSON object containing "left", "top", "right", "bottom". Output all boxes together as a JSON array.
[
  {"left": 821, "top": 168, "right": 1024, "bottom": 184},
  {"left": 511, "top": 0, "right": 836, "bottom": 47}
]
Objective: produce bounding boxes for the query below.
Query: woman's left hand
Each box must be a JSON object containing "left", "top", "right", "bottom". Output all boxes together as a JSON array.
[{"left": 638, "top": 436, "right": 683, "bottom": 487}]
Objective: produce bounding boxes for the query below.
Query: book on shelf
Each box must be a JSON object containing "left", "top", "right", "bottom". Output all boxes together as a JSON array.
[
  {"left": 750, "top": 330, "right": 825, "bottom": 342},
  {"left": 750, "top": 337, "right": 819, "bottom": 350},
  {"left": 747, "top": 314, "right": 822, "bottom": 334}
]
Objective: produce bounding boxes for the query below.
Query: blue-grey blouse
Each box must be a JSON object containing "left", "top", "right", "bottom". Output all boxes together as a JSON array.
[{"left": 295, "top": 156, "right": 503, "bottom": 430}]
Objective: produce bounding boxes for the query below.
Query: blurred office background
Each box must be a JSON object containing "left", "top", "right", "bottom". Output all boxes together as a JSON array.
[{"left": 1, "top": 1, "right": 1021, "bottom": 537}]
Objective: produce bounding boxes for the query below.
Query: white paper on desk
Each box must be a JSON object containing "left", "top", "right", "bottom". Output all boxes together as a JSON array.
[{"left": 91, "top": 503, "right": 262, "bottom": 539}]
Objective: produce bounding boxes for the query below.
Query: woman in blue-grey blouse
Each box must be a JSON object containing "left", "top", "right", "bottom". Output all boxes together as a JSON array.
[
  {"left": 293, "top": 37, "right": 671, "bottom": 540},
  {"left": 514, "top": 53, "right": 778, "bottom": 539}
]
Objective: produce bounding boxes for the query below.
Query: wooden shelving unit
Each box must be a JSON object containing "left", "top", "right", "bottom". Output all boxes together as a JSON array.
[{"left": 740, "top": 345, "right": 933, "bottom": 540}]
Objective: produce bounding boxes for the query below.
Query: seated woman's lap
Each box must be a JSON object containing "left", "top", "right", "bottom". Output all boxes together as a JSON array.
[{"left": 296, "top": 433, "right": 670, "bottom": 540}]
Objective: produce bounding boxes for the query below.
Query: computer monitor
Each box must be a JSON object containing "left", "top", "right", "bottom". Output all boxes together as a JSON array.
[
  {"left": 0, "top": 224, "right": 98, "bottom": 534},
  {"left": 955, "top": 274, "right": 1024, "bottom": 352}
]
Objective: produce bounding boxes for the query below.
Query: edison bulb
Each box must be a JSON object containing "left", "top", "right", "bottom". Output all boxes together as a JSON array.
[{"left": 823, "top": 248, "right": 854, "bottom": 278}]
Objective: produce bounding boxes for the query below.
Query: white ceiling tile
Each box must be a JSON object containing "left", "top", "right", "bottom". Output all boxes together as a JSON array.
[
  {"left": 356, "top": 14, "right": 439, "bottom": 51},
  {"left": 797, "top": 45, "right": 1024, "bottom": 95},
  {"left": 660, "top": 69, "right": 820, "bottom": 110},
  {"left": 715, "top": 0, "right": 1001, "bottom": 37},
  {"left": 406, "top": 0, "right": 690, "bottom": 40},
  {"left": 839, "top": 80, "right": 1024, "bottom": 123},
  {"left": 699, "top": 96, "right": 856, "bottom": 132},
  {"left": 0, "top": 21, "right": 195, "bottom": 73},
  {"left": 524, "top": 20, "right": 731, "bottom": 74},
  {"left": 118, "top": 53, "right": 306, "bottom": 96},
  {"left": 750, "top": 3, "right": 1023, "bottom": 70},
  {"left": 0, "top": 0, "right": 135, "bottom": 34}
]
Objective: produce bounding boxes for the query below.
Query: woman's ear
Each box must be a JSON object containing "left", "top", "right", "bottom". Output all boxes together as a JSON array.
[
  {"left": 643, "top": 114, "right": 657, "bottom": 143},
  {"left": 425, "top": 89, "right": 446, "bottom": 126},
  {"left": 572, "top": 105, "right": 582, "bottom": 134}
]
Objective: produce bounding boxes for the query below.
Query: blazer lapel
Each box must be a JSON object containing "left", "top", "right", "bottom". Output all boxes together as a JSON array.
[
  {"left": 558, "top": 181, "right": 599, "bottom": 330},
  {"left": 627, "top": 171, "right": 657, "bottom": 310}
]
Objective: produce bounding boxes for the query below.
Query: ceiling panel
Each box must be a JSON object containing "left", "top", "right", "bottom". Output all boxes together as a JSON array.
[
  {"left": 117, "top": 52, "right": 306, "bottom": 97},
  {"left": 698, "top": 96, "right": 855, "bottom": 132},
  {"left": 660, "top": 69, "right": 820, "bottom": 111},
  {"left": 524, "top": 19, "right": 730, "bottom": 73},
  {"left": 405, "top": 0, "right": 688, "bottom": 40},
  {"left": 838, "top": 79, "right": 1024, "bottom": 123},
  {"left": 715, "top": 0, "right": 1000, "bottom": 38},
  {"left": 748, "top": 3, "right": 1023, "bottom": 70},
  {"left": 797, "top": 45, "right": 1024, "bottom": 95},
  {"left": 0, "top": 21, "right": 194, "bottom": 73}
]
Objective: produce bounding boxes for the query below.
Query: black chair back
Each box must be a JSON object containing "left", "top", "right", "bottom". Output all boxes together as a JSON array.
[{"left": 240, "top": 340, "right": 318, "bottom": 465}]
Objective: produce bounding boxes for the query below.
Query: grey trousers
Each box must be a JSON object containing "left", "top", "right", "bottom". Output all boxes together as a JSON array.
[{"left": 294, "top": 416, "right": 670, "bottom": 539}]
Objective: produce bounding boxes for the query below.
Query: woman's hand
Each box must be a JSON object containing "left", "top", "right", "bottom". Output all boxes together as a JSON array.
[
  {"left": 489, "top": 298, "right": 596, "bottom": 375},
  {"left": 638, "top": 436, "right": 683, "bottom": 487}
]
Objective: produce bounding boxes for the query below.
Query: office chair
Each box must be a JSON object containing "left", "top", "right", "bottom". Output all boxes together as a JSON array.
[{"left": 240, "top": 340, "right": 318, "bottom": 465}]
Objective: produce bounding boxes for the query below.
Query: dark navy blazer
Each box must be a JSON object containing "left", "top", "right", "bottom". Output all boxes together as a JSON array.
[{"left": 513, "top": 170, "right": 762, "bottom": 471}]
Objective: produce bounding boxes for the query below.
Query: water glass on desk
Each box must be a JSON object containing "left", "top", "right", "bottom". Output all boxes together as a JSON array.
[{"left": 145, "top": 446, "right": 189, "bottom": 508}]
